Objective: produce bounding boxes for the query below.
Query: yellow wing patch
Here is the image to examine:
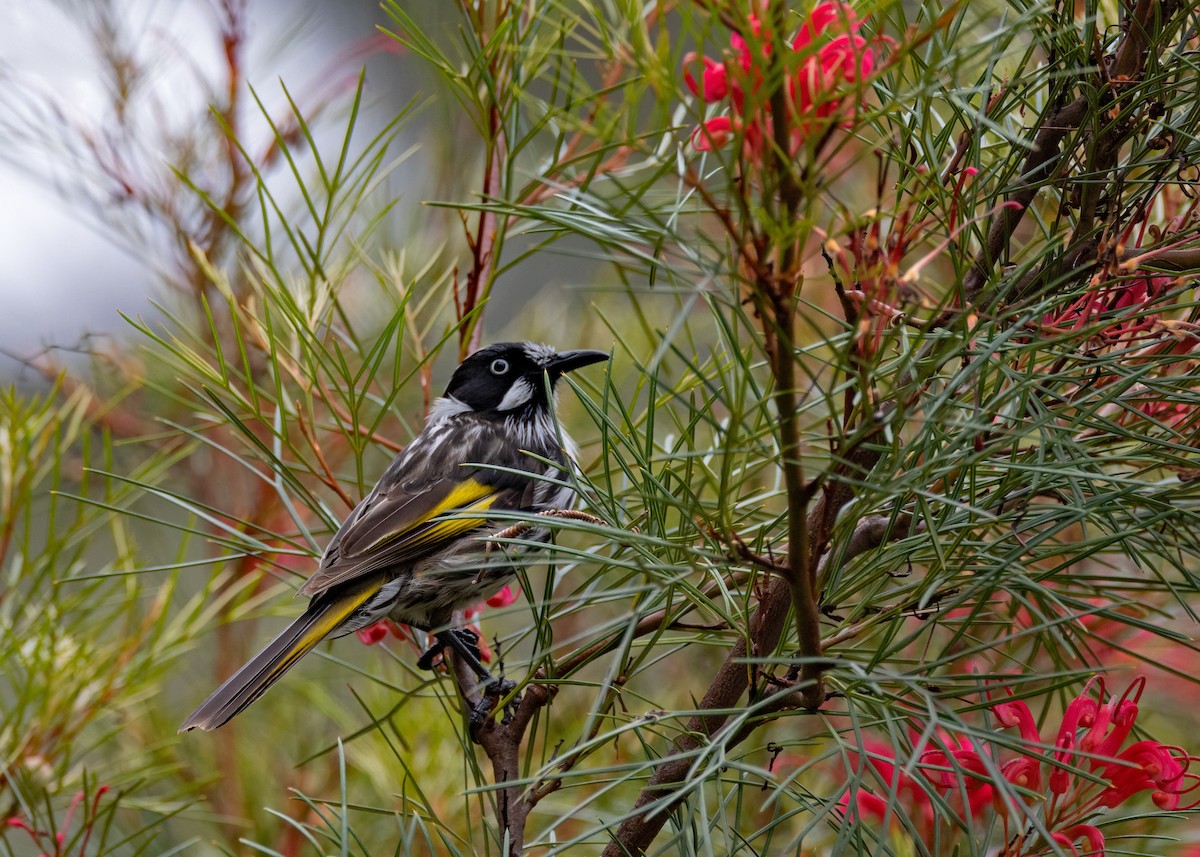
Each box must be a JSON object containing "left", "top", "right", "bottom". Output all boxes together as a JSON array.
[
  {"left": 402, "top": 493, "right": 499, "bottom": 552},
  {"left": 363, "top": 478, "right": 498, "bottom": 555},
  {"left": 439, "top": 478, "right": 497, "bottom": 510},
  {"left": 263, "top": 578, "right": 384, "bottom": 687}
]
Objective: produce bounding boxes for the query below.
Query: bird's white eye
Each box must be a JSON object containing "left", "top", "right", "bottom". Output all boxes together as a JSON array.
[{"left": 490, "top": 359, "right": 510, "bottom": 375}]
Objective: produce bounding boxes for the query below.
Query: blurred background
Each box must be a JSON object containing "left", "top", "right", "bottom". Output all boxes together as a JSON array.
[{"left": 0, "top": 0, "right": 598, "bottom": 377}]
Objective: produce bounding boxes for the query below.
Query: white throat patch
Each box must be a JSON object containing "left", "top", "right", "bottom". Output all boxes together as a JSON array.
[{"left": 428, "top": 396, "right": 472, "bottom": 421}]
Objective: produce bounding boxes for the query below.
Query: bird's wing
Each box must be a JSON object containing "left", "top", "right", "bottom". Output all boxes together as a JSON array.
[{"left": 299, "top": 424, "right": 542, "bottom": 599}]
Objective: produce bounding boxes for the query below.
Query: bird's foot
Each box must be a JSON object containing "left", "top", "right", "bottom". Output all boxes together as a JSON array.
[
  {"left": 416, "top": 627, "right": 484, "bottom": 673},
  {"left": 418, "top": 628, "right": 521, "bottom": 737}
]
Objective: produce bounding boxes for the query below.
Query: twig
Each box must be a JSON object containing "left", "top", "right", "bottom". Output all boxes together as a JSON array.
[
  {"left": 951, "top": 0, "right": 1178, "bottom": 318},
  {"left": 819, "top": 586, "right": 960, "bottom": 651},
  {"left": 554, "top": 570, "right": 753, "bottom": 677},
  {"left": 294, "top": 403, "right": 356, "bottom": 510},
  {"left": 704, "top": 523, "right": 791, "bottom": 574},
  {"left": 484, "top": 510, "right": 610, "bottom": 556}
]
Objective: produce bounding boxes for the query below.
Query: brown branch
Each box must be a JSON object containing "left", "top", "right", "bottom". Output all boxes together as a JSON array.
[
  {"left": 602, "top": 447, "right": 880, "bottom": 855},
  {"left": 1118, "top": 245, "right": 1200, "bottom": 272},
  {"left": 955, "top": 94, "right": 1090, "bottom": 311},
  {"left": 446, "top": 643, "right": 554, "bottom": 857},
  {"left": 758, "top": 0, "right": 825, "bottom": 714},
  {"left": 709, "top": 525, "right": 791, "bottom": 574}
]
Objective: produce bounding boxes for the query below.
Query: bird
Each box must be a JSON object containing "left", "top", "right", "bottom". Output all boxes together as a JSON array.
[{"left": 180, "top": 341, "right": 609, "bottom": 731}]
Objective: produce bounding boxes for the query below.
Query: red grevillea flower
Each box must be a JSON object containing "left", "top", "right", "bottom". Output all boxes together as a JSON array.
[
  {"left": 892, "top": 676, "right": 1199, "bottom": 855},
  {"left": 684, "top": 1, "right": 875, "bottom": 157},
  {"left": 356, "top": 587, "right": 517, "bottom": 651},
  {"left": 1094, "top": 740, "right": 1193, "bottom": 810},
  {"left": 837, "top": 787, "right": 888, "bottom": 822},
  {"left": 355, "top": 618, "right": 410, "bottom": 645},
  {"left": 991, "top": 687, "right": 1043, "bottom": 744},
  {"left": 486, "top": 584, "right": 520, "bottom": 608},
  {"left": 1043, "top": 271, "right": 1171, "bottom": 339},
  {"left": 355, "top": 621, "right": 390, "bottom": 645},
  {"left": 1042, "top": 677, "right": 1200, "bottom": 816},
  {"left": 918, "top": 738, "right": 994, "bottom": 815},
  {"left": 829, "top": 681, "right": 1198, "bottom": 854},
  {"left": 839, "top": 740, "right": 936, "bottom": 838}
]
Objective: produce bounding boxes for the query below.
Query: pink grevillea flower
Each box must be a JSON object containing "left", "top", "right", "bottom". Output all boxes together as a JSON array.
[
  {"left": 836, "top": 787, "right": 890, "bottom": 836},
  {"left": 991, "top": 687, "right": 1043, "bottom": 744},
  {"left": 998, "top": 755, "right": 1043, "bottom": 804},
  {"left": 684, "top": 1, "right": 875, "bottom": 157},
  {"left": 690, "top": 115, "right": 737, "bottom": 152},
  {"left": 789, "top": 3, "right": 875, "bottom": 131},
  {"left": 1093, "top": 739, "right": 1194, "bottom": 810},
  {"left": 1050, "top": 823, "right": 1105, "bottom": 856},
  {"left": 684, "top": 54, "right": 730, "bottom": 102}
]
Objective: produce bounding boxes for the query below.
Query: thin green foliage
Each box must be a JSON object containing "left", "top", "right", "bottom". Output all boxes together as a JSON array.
[{"left": 5, "top": 0, "right": 1200, "bottom": 855}]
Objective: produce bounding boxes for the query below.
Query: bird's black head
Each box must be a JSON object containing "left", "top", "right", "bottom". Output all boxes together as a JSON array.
[{"left": 444, "top": 342, "right": 608, "bottom": 415}]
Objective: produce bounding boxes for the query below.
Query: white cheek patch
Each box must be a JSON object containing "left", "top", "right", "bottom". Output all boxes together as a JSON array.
[{"left": 497, "top": 377, "right": 535, "bottom": 411}]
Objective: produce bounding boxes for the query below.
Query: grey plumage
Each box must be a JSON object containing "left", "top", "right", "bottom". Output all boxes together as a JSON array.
[{"left": 307, "top": 402, "right": 576, "bottom": 631}]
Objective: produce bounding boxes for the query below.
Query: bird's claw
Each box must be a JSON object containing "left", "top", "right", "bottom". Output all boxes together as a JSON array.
[
  {"left": 469, "top": 678, "right": 521, "bottom": 734},
  {"left": 416, "top": 627, "right": 483, "bottom": 672}
]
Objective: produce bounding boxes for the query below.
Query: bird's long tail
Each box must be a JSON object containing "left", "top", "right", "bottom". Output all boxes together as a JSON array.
[{"left": 179, "top": 576, "right": 385, "bottom": 732}]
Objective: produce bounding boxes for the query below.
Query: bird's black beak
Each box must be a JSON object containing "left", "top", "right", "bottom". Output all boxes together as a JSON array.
[{"left": 546, "top": 349, "right": 609, "bottom": 377}]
